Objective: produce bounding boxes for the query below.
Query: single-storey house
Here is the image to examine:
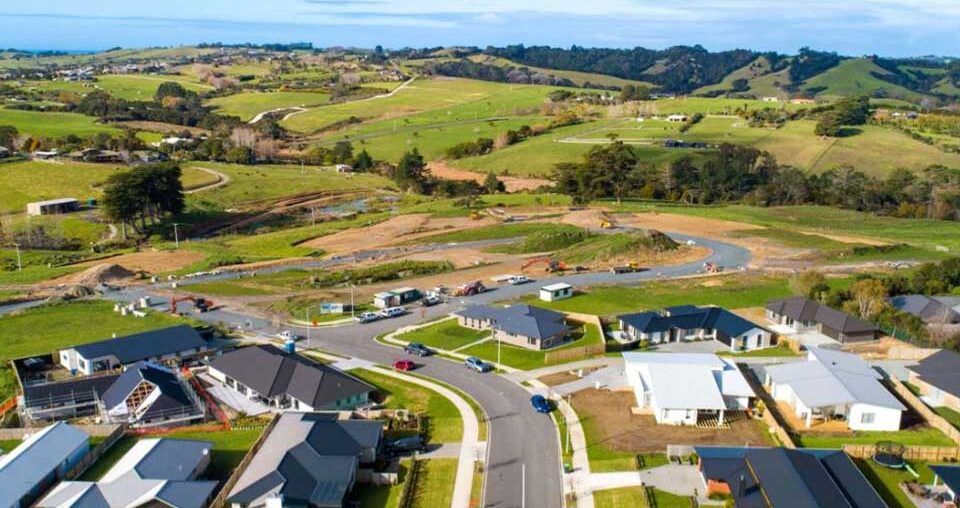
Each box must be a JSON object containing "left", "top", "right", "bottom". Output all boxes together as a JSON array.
[
  {"left": 373, "top": 287, "right": 421, "bottom": 309},
  {"left": 59, "top": 325, "right": 211, "bottom": 375},
  {"left": 227, "top": 412, "right": 383, "bottom": 508},
  {"left": 906, "top": 349, "right": 960, "bottom": 413},
  {"left": 455, "top": 304, "right": 572, "bottom": 350},
  {"left": 21, "top": 373, "right": 120, "bottom": 422},
  {"left": 100, "top": 362, "right": 204, "bottom": 427},
  {"left": 888, "top": 295, "right": 960, "bottom": 324},
  {"left": 696, "top": 446, "right": 887, "bottom": 508},
  {"left": 931, "top": 465, "right": 960, "bottom": 504},
  {"left": 0, "top": 422, "right": 90, "bottom": 508},
  {"left": 765, "top": 347, "right": 904, "bottom": 431},
  {"left": 623, "top": 353, "right": 755, "bottom": 426},
  {"left": 208, "top": 345, "right": 374, "bottom": 411},
  {"left": 539, "top": 283, "right": 573, "bottom": 302},
  {"left": 766, "top": 296, "right": 879, "bottom": 342},
  {"left": 619, "top": 305, "right": 772, "bottom": 352},
  {"left": 26, "top": 198, "right": 80, "bottom": 216},
  {"left": 38, "top": 438, "right": 217, "bottom": 508}
]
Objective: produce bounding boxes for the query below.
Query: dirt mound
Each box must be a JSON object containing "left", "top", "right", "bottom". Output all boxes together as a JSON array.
[
  {"left": 427, "top": 161, "right": 553, "bottom": 192},
  {"left": 63, "top": 263, "right": 136, "bottom": 286},
  {"left": 77, "top": 251, "right": 205, "bottom": 274},
  {"left": 45, "top": 284, "right": 97, "bottom": 304}
]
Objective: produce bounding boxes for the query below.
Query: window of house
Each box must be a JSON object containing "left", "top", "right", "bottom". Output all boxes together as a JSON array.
[
  {"left": 527, "top": 337, "right": 537, "bottom": 345},
  {"left": 861, "top": 413, "right": 875, "bottom": 424}
]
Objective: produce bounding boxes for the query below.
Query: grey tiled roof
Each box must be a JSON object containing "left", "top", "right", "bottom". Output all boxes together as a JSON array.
[
  {"left": 71, "top": 325, "right": 207, "bottom": 364},
  {"left": 455, "top": 304, "right": 571, "bottom": 340},
  {"left": 766, "top": 297, "right": 877, "bottom": 334},
  {"left": 619, "top": 306, "right": 765, "bottom": 337},
  {"left": 907, "top": 349, "right": 960, "bottom": 399}
]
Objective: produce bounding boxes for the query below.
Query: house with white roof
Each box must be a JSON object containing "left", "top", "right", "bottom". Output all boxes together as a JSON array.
[
  {"left": 622, "top": 352, "right": 755, "bottom": 426},
  {"left": 0, "top": 422, "right": 90, "bottom": 508},
  {"left": 764, "top": 347, "right": 905, "bottom": 431},
  {"left": 38, "top": 438, "right": 216, "bottom": 508}
]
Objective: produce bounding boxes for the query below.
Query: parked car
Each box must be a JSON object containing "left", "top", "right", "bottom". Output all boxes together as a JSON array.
[
  {"left": 278, "top": 330, "right": 302, "bottom": 341},
  {"left": 404, "top": 342, "right": 433, "bottom": 357},
  {"left": 421, "top": 294, "right": 441, "bottom": 307},
  {"left": 387, "top": 435, "right": 425, "bottom": 454},
  {"left": 393, "top": 359, "right": 416, "bottom": 371},
  {"left": 508, "top": 275, "right": 531, "bottom": 285},
  {"left": 380, "top": 306, "right": 407, "bottom": 319},
  {"left": 530, "top": 394, "right": 552, "bottom": 413},
  {"left": 355, "top": 311, "right": 380, "bottom": 324},
  {"left": 464, "top": 356, "right": 492, "bottom": 373}
]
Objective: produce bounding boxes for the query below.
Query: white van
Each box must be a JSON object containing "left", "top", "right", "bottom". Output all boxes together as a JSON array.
[{"left": 380, "top": 307, "right": 407, "bottom": 318}]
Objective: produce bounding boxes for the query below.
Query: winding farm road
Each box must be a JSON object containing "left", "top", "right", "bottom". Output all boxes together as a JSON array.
[
  {"left": 183, "top": 167, "right": 231, "bottom": 195},
  {"left": 90, "top": 231, "right": 750, "bottom": 508}
]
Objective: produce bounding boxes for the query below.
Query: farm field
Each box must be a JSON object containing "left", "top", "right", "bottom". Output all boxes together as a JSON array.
[
  {"left": 803, "top": 58, "right": 927, "bottom": 103},
  {"left": 0, "top": 108, "right": 120, "bottom": 138},
  {"left": 207, "top": 91, "right": 331, "bottom": 121},
  {"left": 93, "top": 74, "right": 213, "bottom": 100},
  {"left": 462, "top": 55, "right": 657, "bottom": 89}
]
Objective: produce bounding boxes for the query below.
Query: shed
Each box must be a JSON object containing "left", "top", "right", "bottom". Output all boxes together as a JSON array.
[
  {"left": 539, "top": 283, "right": 573, "bottom": 302},
  {"left": 26, "top": 198, "right": 79, "bottom": 216}
]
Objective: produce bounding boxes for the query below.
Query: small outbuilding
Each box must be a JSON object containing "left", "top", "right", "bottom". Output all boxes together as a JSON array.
[
  {"left": 539, "top": 283, "right": 573, "bottom": 302},
  {"left": 373, "top": 287, "right": 422, "bottom": 309},
  {"left": 26, "top": 198, "right": 79, "bottom": 216}
]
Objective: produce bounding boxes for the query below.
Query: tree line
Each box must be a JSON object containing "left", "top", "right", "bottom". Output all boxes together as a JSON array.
[{"left": 101, "top": 162, "right": 185, "bottom": 239}]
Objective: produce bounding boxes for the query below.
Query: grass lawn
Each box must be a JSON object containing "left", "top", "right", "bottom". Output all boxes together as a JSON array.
[
  {"left": 94, "top": 74, "right": 213, "bottom": 101},
  {"left": 162, "top": 428, "right": 264, "bottom": 484},
  {"left": 0, "top": 109, "right": 120, "bottom": 138},
  {"left": 0, "top": 160, "right": 127, "bottom": 213},
  {"left": 409, "top": 459, "right": 457, "bottom": 508},
  {"left": 0, "top": 439, "right": 22, "bottom": 453},
  {"left": 350, "top": 369, "right": 462, "bottom": 443},
  {"left": 795, "top": 426, "right": 956, "bottom": 449},
  {"left": 856, "top": 458, "right": 938, "bottom": 508},
  {"left": 353, "top": 459, "right": 408, "bottom": 508},
  {"left": 78, "top": 435, "right": 138, "bottom": 480},
  {"left": 457, "top": 322, "right": 604, "bottom": 370},
  {"left": 0, "top": 301, "right": 194, "bottom": 400},
  {"left": 719, "top": 342, "right": 800, "bottom": 358},
  {"left": 593, "top": 487, "right": 648, "bottom": 508},
  {"left": 934, "top": 406, "right": 960, "bottom": 430},
  {"left": 396, "top": 318, "right": 490, "bottom": 351},
  {"left": 207, "top": 91, "right": 331, "bottom": 121},
  {"left": 521, "top": 275, "right": 793, "bottom": 317},
  {"left": 185, "top": 279, "right": 285, "bottom": 297}
]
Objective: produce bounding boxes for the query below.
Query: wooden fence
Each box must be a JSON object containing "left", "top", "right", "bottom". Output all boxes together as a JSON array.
[
  {"left": 842, "top": 444, "right": 960, "bottom": 462},
  {"left": 544, "top": 316, "right": 606, "bottom": 365},
  {"left": 209, "top": 413, "right": 280, "bottom": 508},
  {"left": 737, "top": 363, "right": 796, "bottom": 448},
  {"left": 63, "top": 424, "right": 127, "bottom": 481},
  {"left": 0, "top": 424, "right": 121, "bottom": 440},
  {"left": 889, "top": 377, "right": 960, "bottom": 447}
]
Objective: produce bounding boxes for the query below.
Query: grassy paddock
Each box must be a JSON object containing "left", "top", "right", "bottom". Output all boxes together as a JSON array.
[{"left": 0, "top": 109, "right": 120, "bottom": 138}]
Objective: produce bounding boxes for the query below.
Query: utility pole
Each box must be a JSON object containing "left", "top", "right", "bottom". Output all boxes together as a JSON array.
[
  {"left": 350, "top": 284, "right": 356, "bottom": 318},
  {"left": 306, "top": 305, "right": 311, "bottom": 348},
  {"left": 14, "top": 243, "right": 21, "bottom": 271},
  {"left": 496, "top": 323, "right": 502, "bottom": 373},
  {"left": 172, "top": 223, "right": 180, "bottom": 250},
  {"left": 521, "top": 463, "right": 526, "bottom": 508}
]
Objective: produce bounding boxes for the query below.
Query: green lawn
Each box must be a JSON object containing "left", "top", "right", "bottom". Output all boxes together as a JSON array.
[
  {"left": 719, "top": 343, "right": 800, "bottom": 358},
  {"left": 0, "top": 301, "right": 194, "bottom": 400},
  {"left": 0, "top": 439, "right": 22, "bottom": 453},
  {"left": 350, "top": 369, "right": 462, "bottom": 443},
  {"left": 457, "top": 322, "right": 604, "bottom": 370},
  {"left": 856, "top": 458, "right": 938, "bottom": 508},
  {"left": 396, "top": 318, "right": 490, "bottom": 351},
  {"left": 353, "top": 459, "right": 408, "bottom": 508},
  {"left": 593, "top": 487, "right": 649, "bottom": 508},
  {"left": 934, "top": 406, "right": 960, "bottom": 430},
  {"left": 78, "top": 435, "right": 138, "bottom": 480},
  {"left": 94, "top": 74, "right": 213, "bottom": 101},
  {"left": 521, "top": 275, "right": 793, "bottom": 316},
  {"left": 795, "top": 426, "right": 956, "bottom": 449},
  {"left": 207, "top": 91, "right": 331, "bottom": 121},
  {"left": 0, "top": 109, "right": 120, "bottom": 138},
  {"left": 0, "top": 160, "right": 126, "bottom": 213},
  {"left": 409, "top": 459, "right": 458, "bottom": 508},
  {"left": 162, "top": 428, "right": 263, "bottom": 484},
  {"left": 185, "top": 279, "right": 285, "bottom": 297}
]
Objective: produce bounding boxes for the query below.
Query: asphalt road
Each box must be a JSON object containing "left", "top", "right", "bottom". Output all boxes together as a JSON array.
[{"left": 92, "top": 231, "right": 749, "bottom": 508}]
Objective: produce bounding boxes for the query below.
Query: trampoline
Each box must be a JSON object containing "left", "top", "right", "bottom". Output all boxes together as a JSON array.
[{"left": 873, "top": 441, "right": 906, "bottom": 469}]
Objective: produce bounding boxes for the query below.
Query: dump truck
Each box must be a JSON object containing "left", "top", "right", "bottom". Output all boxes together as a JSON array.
[{"left": 453, "top": 281, "right": 486, "bottom": 296}]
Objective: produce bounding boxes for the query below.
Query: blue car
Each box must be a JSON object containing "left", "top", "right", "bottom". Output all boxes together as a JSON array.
[
  {"left": 464, "top": 356, "right": 492, "bottom": 373},
  {"left": 530, "top": 394, "right": 552, "bottom": 413}
]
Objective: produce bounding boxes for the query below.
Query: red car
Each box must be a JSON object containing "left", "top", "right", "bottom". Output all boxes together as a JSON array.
[{"left": 393, "top": 360, "right": 416, "bottom": 371}]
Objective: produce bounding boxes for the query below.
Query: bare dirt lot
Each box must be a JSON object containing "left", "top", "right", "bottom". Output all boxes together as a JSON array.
[
  {"left": 301, "top": 213, "right": 497, "bottom": 255},
  {"left": 571, "top": 389, "right": 775, "bottom": 453},
  {"left": 76, "top": 250, "right": 205, "bottom": 274},
  {"left": 428, "top": 161, "right": 552, "bottom": 192}
]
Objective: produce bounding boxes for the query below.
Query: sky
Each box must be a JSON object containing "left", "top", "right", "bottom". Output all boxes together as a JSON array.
[{"left": 1, "top": 1, "right": 958, "bottom": 57}]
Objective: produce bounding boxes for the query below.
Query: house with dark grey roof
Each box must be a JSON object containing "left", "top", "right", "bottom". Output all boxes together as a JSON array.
[
  {"left": 765, "top": 347, "right": 904, "bottom": 431},
  {"left": 766, "top": 296, "right": 879, "bottom": 343},
  {"left": 930, "top": 464, "right": 960, "bottom": 504},
  {"left": 888, "top": 295, "right": 960, "bottom": 324},
  {"left": 0, "top": 422, "right": 90, "bottom": 508},
  {"left": 227, "top": 412, "right": 383, "bottom": 508},
  {"left": 619, "top": 305, "right": 772, "bottom": 352},
  {"left": 59, "top": 325, "right": 211, "bottom": 375},
  {"left": 100, "top": 362, "right": 204, "bottom": 427},
  {"left": 38, "top": 438, "right": 216, "bottom": 508},
  {"left": 695, "top": 446, "right": 887, "bottom": 508},
  {"left": 21, "top": 373, "right": 120, "bottom": 422},
  {"left": 454, "top": 304, "right": 572, "bottom": 350},
  {"left": 208, "top": 345, "right": 373, "bottom": 412},
  {"left": 907, "top": 349, "right": 960, "bottom": 415}
]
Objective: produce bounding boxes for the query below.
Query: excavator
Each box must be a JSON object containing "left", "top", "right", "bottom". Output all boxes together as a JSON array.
[
  {"left": 521, "top": 257, "right": 568, "bottom": 273},
  {"left": 170, "top": 295, "right": 214, "bottom": 314}
]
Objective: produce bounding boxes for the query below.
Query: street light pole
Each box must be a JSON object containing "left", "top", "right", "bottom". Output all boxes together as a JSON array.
[
  {"left": 496, "top": 323, "right": 502, "bottom": 373},
  {"left": 306, "top": 305, "right": 311, "bottom": 348},
  {"left": 172, "top": 223, "right": 180, "bottom": 250},
  {"left": 351, "top": 284, "right": 356, "bottom": 318}
]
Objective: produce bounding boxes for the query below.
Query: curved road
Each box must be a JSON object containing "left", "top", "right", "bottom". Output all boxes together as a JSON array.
[{"left": 94, "top": 232, "right": 749, "bottom": 508}]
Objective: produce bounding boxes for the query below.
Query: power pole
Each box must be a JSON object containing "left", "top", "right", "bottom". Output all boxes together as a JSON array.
[
  {"left": 14, "top": 243, "right": 21, "bottom": 271},
  {"left": 172, "top": 223, "right": 180, "bottom": 250}
]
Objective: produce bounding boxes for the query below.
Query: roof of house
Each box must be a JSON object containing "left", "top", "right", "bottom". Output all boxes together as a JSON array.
[
  {"left": 619, "top": 306, "right": 765, "bottom": 337},
  {"left": 454, "top": 304, "right": 571, "bottom": 340},
  {"left": 71, "top": 325, "right": 207, "bottom": 363},
  {"left": 906, "top": 349, "right": 960, "bottom": 399},
  {"left": 209, "top": 345, "right": 374, "bottom": 408},
  {"left": 888, "top": 295, "right": 960, "bottom": 323},
  {"left": 0, "top": 422, "right": 89, "bottom": 508},
  {"left": 622, "top": 353, "right": 754, "bottom": 410},
  {"left": 930, "top": 465, "right": 960, "bottom": 495},
  {"left": 101, "top": 362, "right": 196, "bottom": 420},
  {"left": 696, "top": 447, "right": 887, "bottom": 508},
  {"left": 22, "top": 373, "right": 120, "bottom": 409},
  {"left": 228, "top": 412, "right": 383, "bottom": 507},
  {"left": 766, "top": 297, "right": 878, "bottom": 334},
  {"left": 765, "top": 347, "right": 905, "bottom": 410},
  {"left": 38, "top": 438, "right": 217, "bottom": 508}
]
